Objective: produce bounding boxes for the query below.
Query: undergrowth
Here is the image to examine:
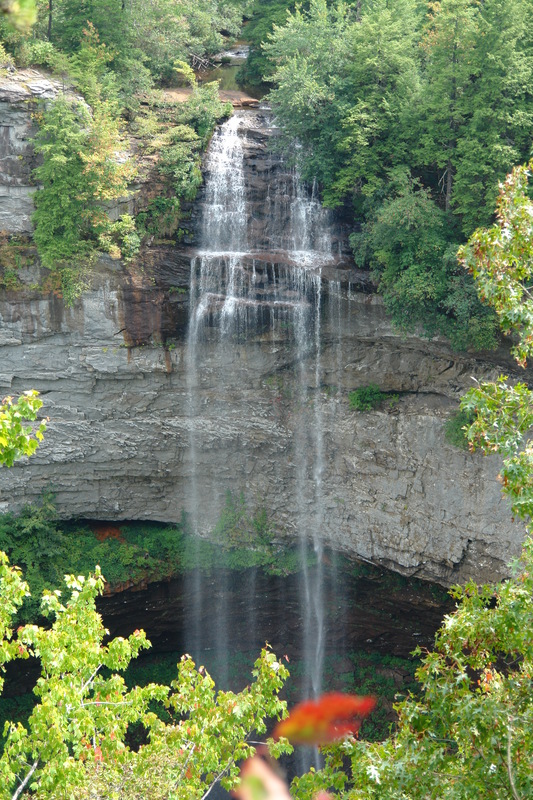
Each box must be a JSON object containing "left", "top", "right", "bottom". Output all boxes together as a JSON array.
[
  {"left": 444, "top": 409, "right": 474, "bottom": 450},
  {"left": 0, "top": 493, "right": 305, "bottom": 622}
]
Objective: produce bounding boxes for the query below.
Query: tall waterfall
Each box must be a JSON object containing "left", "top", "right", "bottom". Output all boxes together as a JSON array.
[{"left": 185, "top": 110, "right": 336, "bottom": 710}]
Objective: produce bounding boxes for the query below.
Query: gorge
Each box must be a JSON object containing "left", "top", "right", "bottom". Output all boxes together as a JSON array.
[{"left": 1, "top": 76, "right": 529, "bottom": 705}]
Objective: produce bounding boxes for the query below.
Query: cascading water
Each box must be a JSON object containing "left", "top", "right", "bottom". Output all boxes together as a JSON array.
[{"left": 185, "top": 109, "right": 336, "bottom": 715}]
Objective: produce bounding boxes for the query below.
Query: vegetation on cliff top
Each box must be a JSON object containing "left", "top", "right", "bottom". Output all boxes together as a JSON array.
[
  {"left": 264, "top": 0, "right": 533, "bottom": 350},
  {"left": 0, "top": 1, "right": 246, "bottom": 300}
]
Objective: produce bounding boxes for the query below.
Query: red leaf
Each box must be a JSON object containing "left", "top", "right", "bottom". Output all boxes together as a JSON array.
[{"left": 273, "top": 692, "right": 376, "bottom": 745}]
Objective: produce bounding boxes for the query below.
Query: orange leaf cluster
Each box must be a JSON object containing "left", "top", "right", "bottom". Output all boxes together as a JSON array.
[{"left": 273, "top": 692, "right": 376, "bottom": 745}]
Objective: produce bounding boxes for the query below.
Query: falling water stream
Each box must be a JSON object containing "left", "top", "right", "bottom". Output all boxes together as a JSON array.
[{"left": 185, "top": 109, "right": 335, "bottom": 716}]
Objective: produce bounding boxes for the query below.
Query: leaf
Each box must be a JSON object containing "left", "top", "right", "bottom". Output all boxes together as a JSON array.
[{"left": 273, "top": 693, "right": 376, "bottom": 745}]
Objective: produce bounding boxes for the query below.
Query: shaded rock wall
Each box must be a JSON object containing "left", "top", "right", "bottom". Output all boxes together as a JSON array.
[{"left": 0, "top": 260, "right": 526, "bottom": 586}]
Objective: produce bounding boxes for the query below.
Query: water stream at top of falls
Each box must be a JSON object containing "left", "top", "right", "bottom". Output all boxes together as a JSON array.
[{"left": 185, "top": 110, "right": 336, "bottom": 730}]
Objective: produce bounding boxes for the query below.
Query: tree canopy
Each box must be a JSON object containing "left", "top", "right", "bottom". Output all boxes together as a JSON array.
[{"left": 264, "top": 0, "right": 533, "bottom": 349}]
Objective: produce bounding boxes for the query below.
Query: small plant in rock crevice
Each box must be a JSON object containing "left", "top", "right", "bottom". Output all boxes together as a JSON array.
[
  {"left": 444, "top": 408, "right": 474, "bottom": 450},
  {"left": 349, "top": 384, "right": 399, "bottom": 412}
]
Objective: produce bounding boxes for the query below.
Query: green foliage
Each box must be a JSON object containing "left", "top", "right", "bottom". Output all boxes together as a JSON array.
[
  {"left": 134, "top": 86, "right": 232, "bottom": 240},
  {"left": 264, "top": 0, "right": 533, "bottom": 351},
  {"left": 0, "top": 505, "right": 188, "bottom": 621},
  {"left": 136, "top": 197, "right": 182, "bottom": 239},
  {"left": 0, "top": 234, "right": 32, "bottom": 290},
  {"left": 354, "top": 176, "right": 498, "bottom": 351},
  {"left": 349, "top": 385, "right": 396, "bottom": 412},
  {"left": 237, "top": 0, "right": 296, "bottom": 88},
  {"left": 0, "top": 391, "right": 46, "bottom": 468},
  {"left": 458, "top": 160, "right": 533, "bottom": 521},
  {"left": 3, "top": 0, "right": 244, "bottom": 293},
  {"left": 291, "top": 539, "right": 533, "bottom": 799},
  {"left": 31, "top": 29, "right": 136, "bottom": 290},
  {"left": 0, "top": 0, "right": 36, "bottom": 31},
  {"left": 97, "top": 214, "right": 141, "bottom": 262},
  {"left": 192, "top": 490, "right": 312, "bottom": 576},
  {"left": 444, "top": 409, "right": 474, "bottom": 450},
  {"left": 0, "top": 494, "right": 307, "bottom": 624},
  {"left": 5, "top": 0, "right": 249, "bottom": 86},
  {"left": 459, "top": 159, "right": 533, "bottom": 368},
  {"left": 416, "top": 0, "right": 533, "bottom": 233},
  {"left": 15, "top": 37, "right": 67, "bottom": 70},
  {"left": 32, "top": 96, "right": 96, "bottom": 268},
  {"left": 0, "top": 557, "right": 291, "bottom": 798}
]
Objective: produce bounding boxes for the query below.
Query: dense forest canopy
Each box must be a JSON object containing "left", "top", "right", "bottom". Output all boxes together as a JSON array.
[
  {"left": 262, "top": 0, "right": 533, "bottom": 350},
  {"left": 3, "top": 0, "right": 532, "bottom": 349}
]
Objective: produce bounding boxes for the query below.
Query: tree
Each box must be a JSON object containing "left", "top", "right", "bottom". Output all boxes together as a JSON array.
[
  {"left": 416, "top": 0, "right": 533, "bottom": 233},
  {"left": 0, "top": 561, "right": 290, "bottom": 799},
  {"left": 0, "top": 391, "right": 291, "bottom": 799},
  {"left": 0, "top": 392, "right": 46, "bottom": 468},
  {"left": 353, "top": 173, "right": 497, "bottom": 350},
  {"left": 32, "top": 27, "right": 137, "bottom": 295},
  {"left": 459, "top": 159, "right": 533, "bottom": 515},
  {"left": 265, "top": 0, "right": 420, "bottom": 208}
]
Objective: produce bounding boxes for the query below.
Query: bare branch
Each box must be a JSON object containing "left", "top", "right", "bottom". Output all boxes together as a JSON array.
[
  {"left": 11, "top": 759, "right": 39, "bottom": 800},
  {"left": 506, "top": 727, "right": 522, "bottom": 800}
]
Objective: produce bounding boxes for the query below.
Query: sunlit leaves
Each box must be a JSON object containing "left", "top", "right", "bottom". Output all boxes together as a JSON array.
[
  {"left": 0, "top": 391, "right": 46, "bottom": 468},
  {"left": 459, "top": 160, "right": 533, "bottom": 367},
  {"left": 0, "top": 555, "right": 290, "bottom": 799},
  {"left": 459, "top": 160, "right": 533, "bottom": 521}
]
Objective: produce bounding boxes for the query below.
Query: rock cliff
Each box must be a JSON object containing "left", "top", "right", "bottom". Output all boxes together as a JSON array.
[{"left": 0, "top": 82, "right": 527, "bottom": 586}]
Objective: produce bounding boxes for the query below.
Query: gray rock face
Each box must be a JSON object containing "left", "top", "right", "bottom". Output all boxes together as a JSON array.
[
  {"left": 0, "top": 89, "right": 527, "bottom": 587},
  {"left": 0, "top": 262, "right": 526, "bottom": 586},
  {"left": 0, "top": 73, "right": 43, "bottom": 233}
]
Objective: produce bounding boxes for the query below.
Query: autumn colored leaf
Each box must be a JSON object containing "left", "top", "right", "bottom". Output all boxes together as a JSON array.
[{"left": 273, "top": 693, "right": 376, "bottom": 745}]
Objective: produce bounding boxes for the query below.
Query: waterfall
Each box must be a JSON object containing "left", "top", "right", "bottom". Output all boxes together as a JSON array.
[{"left": 185, "top": 109, "right": 336, "bottom": 705}]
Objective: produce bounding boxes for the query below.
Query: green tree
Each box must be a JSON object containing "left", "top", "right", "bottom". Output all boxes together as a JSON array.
[
  {"left": 415, "top": 0, "right": 480, "bottom": 215},
  {"left": 265, "top": 0, "right": 420, "bottom": 207},
  {"left": 0, "top": 561, "right": 290, "bottom": 799},
  {"left": 353, "top": 174, "right": 497, "bottom": 350},
  {"left": 0, "top": 392, "right": 46, "bottom": 468},
  {"left": 459, "top": 159, "right": 533, "bottom": 514},
  {"left": 32, "top": 28, "right": 136, "bottom": 292},
  {"left": 416, "top": 0, "right": 533, "bottom": 233},
  {"left": 237, "top": 0, "right": 296, "bottom": 88}
]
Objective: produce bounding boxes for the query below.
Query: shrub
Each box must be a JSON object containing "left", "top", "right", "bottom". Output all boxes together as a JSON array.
[
  {"left": 444, "top": 409, "right": 474, "bottom": 450},
  {"left": 349, "top": 384, "right": 390, "bottom": 411}
]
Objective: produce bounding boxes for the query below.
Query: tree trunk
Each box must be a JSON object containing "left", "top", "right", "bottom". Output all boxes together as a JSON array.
[{"left": 445, "top": 158, "right": 453, "bottom": 213}]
